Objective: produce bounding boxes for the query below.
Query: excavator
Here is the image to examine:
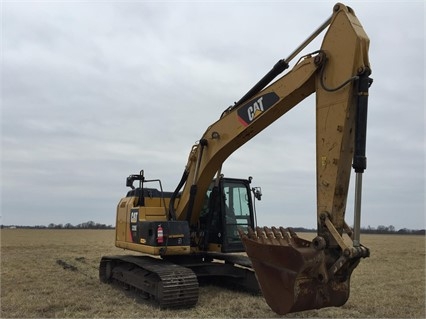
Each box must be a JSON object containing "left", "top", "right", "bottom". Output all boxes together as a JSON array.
[{"left": 100, "top": 3, "right": 372, "bottom": 315}]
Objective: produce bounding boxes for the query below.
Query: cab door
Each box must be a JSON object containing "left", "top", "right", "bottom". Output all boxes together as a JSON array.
[
  {"left": 197, "top": 178, "right": 255, "bottom": 253},
  {"left": 220, "top": 179, "right": 255, "bottom": 252}
]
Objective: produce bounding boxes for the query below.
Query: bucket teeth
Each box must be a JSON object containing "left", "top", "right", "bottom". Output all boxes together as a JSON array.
[{"left": 241, "top": 226, "right": 305, "bottom": 247}]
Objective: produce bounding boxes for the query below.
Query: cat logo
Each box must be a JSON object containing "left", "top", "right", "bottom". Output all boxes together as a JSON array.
[
  {"left": 130, "top": 210, "right": 138, "bottom": 223},
  {"left": 247, "top": 97, "right": 265, "bottom": 121},
  {"left": 237, "top": 92, "right": 279, "bottom": 127}
]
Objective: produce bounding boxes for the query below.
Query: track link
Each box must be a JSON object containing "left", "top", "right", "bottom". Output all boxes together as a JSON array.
[{"left": 100, "top": 255, "right": 199, "bottom": 308}]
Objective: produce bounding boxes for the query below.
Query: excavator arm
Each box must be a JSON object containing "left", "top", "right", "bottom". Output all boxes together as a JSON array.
[{"left": 170, "top": 3, "right": 372, "bottom": 314}]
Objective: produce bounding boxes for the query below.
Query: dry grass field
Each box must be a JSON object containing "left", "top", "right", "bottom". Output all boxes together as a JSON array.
[{"left": 1, "top": 229, "right": 425, "bottom": 318}]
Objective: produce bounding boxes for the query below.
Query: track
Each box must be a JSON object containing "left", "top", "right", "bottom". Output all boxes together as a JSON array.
[{"left": 99, "top": 255, "right": 199, "bottom": 309}]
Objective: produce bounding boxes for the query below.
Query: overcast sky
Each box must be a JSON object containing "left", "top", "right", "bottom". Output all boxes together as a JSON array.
[{"left": 1, "top": 1, "right": 424, "bottom": 230}]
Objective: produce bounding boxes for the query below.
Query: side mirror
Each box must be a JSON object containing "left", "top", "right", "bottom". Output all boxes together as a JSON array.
[
  {"left": 252, "top": 187, "right": 262, "bottom": 201},
  {"left": 126, "top": 170, "right": 145, "bottom": 190},
  {"left": 126, "top": 176, "right": 135, "bottom": 189}
]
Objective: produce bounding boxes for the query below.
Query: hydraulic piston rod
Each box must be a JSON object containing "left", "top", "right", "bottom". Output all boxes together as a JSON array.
[{"left": 352, "top": 69, "right": 372, "bottom": 247}]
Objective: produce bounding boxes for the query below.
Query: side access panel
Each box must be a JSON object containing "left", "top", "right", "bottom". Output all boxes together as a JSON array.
[{"left": 116, "top": 218, "right": 191, "bottom": 256}]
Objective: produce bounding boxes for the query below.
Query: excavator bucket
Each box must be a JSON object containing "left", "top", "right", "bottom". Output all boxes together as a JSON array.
[{"left": 239, "top": 227, "right": 361, "bottom": 315}]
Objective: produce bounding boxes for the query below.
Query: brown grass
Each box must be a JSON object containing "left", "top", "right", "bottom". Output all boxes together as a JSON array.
[{"left": 1, "top": 229, "right": 425, "bottom": 318}]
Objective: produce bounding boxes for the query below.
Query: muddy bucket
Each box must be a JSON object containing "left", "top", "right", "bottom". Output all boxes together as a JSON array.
[{"left": 239, "top": 227, "right": 359, "bottom": 315}]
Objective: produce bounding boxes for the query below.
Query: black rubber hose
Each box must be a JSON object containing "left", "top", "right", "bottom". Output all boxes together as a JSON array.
[{"left": 168, "top": 170, "right": 189, "bottom": 220}]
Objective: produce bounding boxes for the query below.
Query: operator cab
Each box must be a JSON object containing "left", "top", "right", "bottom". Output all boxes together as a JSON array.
[{"left": 198, "top": 177, "right": 260, "bottom": 253}]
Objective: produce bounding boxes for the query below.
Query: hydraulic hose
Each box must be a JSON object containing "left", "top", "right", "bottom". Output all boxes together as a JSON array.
[{"left": 168, "top": 169, "right": 189, "bottom": 220}]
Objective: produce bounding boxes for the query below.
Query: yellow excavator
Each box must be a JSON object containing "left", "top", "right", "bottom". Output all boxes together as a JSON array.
[{"left": 100, "top": 3, "right": 372, "bottom": 315}]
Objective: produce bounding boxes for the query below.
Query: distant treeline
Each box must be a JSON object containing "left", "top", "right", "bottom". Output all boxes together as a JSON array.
[
  {"left": 1, "top": 221, "right": 114, "bottom": 230},
  {"left": 1, "top": 222, "right": 425, "bottom": 235},
  {"left": 292, "top": 225, "right": 425, "bottom": 235}
]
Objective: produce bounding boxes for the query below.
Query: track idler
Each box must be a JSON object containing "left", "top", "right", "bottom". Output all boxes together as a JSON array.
[{"left": 239, "top": 226, "right": 363, "bottom": 315}]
